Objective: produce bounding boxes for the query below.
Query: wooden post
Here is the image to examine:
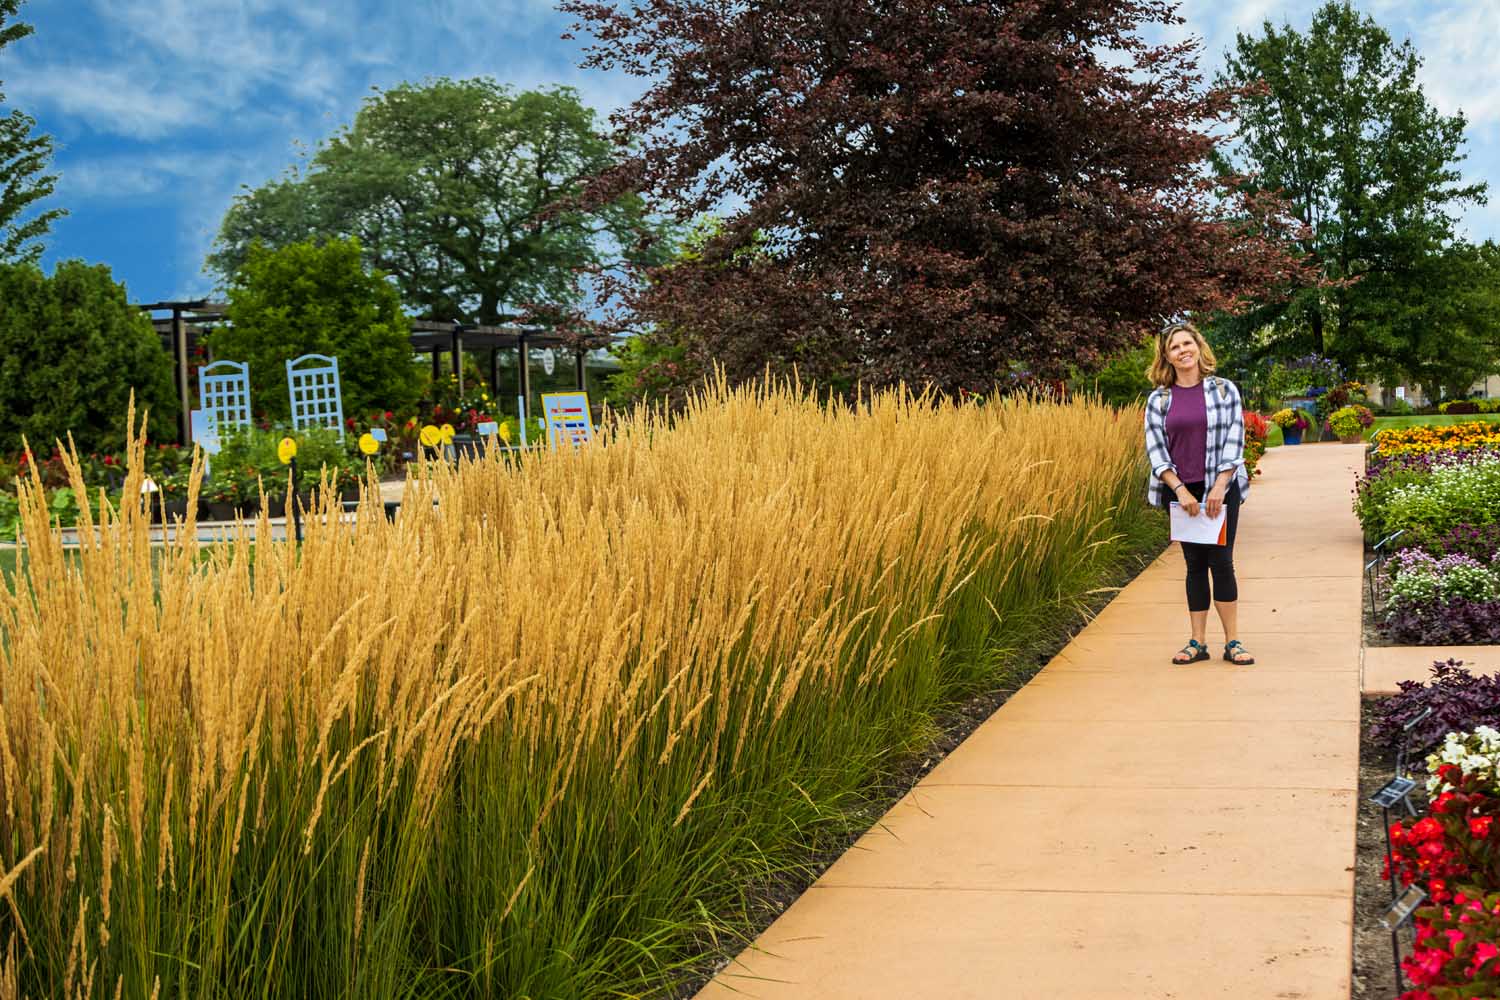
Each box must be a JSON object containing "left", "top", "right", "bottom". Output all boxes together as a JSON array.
[
  {"left": 173, "top": 307, "right": 190, "bottom": 445},
  {"left": 517, "top": 333, "right": 531, "bottom": 419},
  {"left": 431, "top": 346, "right": 440, "bottom": 382},
  {"left": 575, "top": 349, "right": 586, "bottom": 392},
  {"left": 451, "top": 324, "right": 463, "bottom": 395},
  {"left": 489, "top": 347, "right": 499, "bottom": 397}
]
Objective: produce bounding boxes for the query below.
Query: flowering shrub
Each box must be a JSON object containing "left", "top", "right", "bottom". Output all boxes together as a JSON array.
[
  {"left": 1388, "top": 551, "right": 1500, "bottom": 611},
  {"left": 1316, "top": 380, "right": 1369, "bottom": 422},
  {"left": 1370, "top": 661, "right": 1500, "bottom": 758},
  {"left": 1441, "top": 400, "right": 1482, "bottom": 415},
  {"left": 1271, "top": 407, "right": 1310, "bottom": 431},
  {"left": 1329, "top": 404, "right": 1375, "bottom": 439},
  {"left": 430, "top": 374, "right": 498, "bottom": 434},
  {"left": 1401, "top": 890, "right": 1500, "bottom": 996},
  {"left": 1376, "top": 455, "right": 1500, "bottom": 547},
  {"left": 1376, "top": 421, "right": 1500, "bottom": 457},
  {"left": 1386, "top": 749, "right": 1500, "bottom": 996},
  {"left": 1424, "top": 524, "right": 1500, "bottom": 564},
  {"left": 1243, "top": 410, "right": 1268, "bottom": 477},
  {"left": 1264, "top": 354, "right": 1343, "bottom": 404}
]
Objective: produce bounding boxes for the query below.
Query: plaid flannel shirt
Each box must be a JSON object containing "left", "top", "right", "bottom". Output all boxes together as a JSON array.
[{"left": 1143, "top": 376, "right": 1249, "bottom": 509}]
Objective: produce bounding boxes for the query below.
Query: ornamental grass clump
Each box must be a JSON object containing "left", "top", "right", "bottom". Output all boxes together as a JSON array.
[{"left": 0, "top": 381, "right": 1154, "bottom": 997}]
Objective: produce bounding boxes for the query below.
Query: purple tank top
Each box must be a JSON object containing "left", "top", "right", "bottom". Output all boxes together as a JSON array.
[{"left": 1166, "top": 383, "right": 1207, "bottom": 484}]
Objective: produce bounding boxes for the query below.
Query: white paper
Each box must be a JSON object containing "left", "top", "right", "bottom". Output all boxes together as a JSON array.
[{"left": 1169, "top": 502, "right": 1227, "bottom": 545}]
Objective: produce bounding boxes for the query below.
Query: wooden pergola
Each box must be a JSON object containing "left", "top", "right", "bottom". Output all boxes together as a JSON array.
[{"left": 139, "top": 302, "right": 599, "bottom": 445}]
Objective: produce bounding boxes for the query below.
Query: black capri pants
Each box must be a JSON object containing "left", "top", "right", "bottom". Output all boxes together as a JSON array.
[{"left": 1160, "top": 480, "right": 1241, "bottom": 612}]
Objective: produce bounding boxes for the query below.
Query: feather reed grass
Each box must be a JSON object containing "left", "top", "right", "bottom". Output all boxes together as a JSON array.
[{"left": 0, "top": 377, "right": 1155, "bottom": 998}]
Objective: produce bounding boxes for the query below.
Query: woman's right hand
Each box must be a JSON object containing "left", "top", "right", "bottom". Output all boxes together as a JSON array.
[{"left": 1176, "top": 488, "right": 1200, "bottom": 517}]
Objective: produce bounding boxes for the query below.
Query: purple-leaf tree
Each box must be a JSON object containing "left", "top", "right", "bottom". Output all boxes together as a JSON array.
[{"left": 563, "top": 0, "right": 1311, "bottom": 397}]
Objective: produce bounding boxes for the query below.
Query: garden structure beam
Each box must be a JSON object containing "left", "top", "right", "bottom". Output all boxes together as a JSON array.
[
  {"left": 134, "top": 310, "right": 577, "bottom": 431},
  {"left": 140, "top": 299, "right": 228, "bottom": 446}
]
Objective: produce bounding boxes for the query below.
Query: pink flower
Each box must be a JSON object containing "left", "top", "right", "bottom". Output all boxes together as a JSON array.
[{"left": 1475, "top": 941, "right": 1500, "bottom": 967}]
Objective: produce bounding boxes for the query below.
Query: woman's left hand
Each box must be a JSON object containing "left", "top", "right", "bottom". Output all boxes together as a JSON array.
[{"left": 1205, "top": 483, "right": 1228, "bottom": 519}]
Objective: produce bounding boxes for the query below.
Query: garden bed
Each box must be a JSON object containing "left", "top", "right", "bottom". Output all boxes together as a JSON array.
[{"left": 1354, "top": 696, "right": 1414, "bottom": 999}]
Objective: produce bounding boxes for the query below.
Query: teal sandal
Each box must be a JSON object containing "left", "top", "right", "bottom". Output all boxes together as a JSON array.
[
  {"left": 1172, "top": 639, "right": 1209, "bottom": 664},
  {"left": 1223, "top": 640, "right": 1255, "bottom": 665}
]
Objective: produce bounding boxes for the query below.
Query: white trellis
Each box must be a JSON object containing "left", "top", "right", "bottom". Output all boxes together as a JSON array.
[
  {"left": 199, "top": 360, "right": 252, "bottom": 443},
  {"left": 286, "top": 354, "right": 345, "bottom": 440}
]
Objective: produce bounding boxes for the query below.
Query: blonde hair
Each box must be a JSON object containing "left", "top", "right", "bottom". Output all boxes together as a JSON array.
[{"left": 1147, "top": 322, "right": 1217, "bottom": 388}]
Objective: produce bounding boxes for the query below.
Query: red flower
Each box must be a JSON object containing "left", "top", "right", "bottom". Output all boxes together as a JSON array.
[
  {"left": 384, "top": 410, "right": 393, "bottom": 421},
  {"left": 346, "top": 417, "right": 356, "bottom": 428},
  {"left": 1439, "top": 764, "right": 1462, "bottom": 784},
  {"left": 1434, "top": 793, "right": 1457, "bottom": 814},
  {"left": 1413, "top": 817, "right": 1446, "bottom": 842},
  {"left": 1470, "top": 815, "right": 1494, "bottom": 839}
]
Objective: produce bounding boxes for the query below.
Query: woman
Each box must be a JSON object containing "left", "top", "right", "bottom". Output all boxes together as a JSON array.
[{"left": 1143, "top": 322, "right": 1255, "bottom": 665}]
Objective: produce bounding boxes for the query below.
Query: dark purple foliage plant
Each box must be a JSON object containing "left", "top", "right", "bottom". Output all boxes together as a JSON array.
[
  {"left": 1387, "top": 601, "right": 1500, "bottom": 645},
  {"left": 1369, "top": 659, "right": 1500, "bottom": 760},
  {"left": 1421, "top": 523, "right": 1500, "bottom": 564}
]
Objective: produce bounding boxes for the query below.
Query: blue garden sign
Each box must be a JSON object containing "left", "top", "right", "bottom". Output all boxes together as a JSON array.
[{"left": 286, "top": 354, "right": 346, "bottom": 440}]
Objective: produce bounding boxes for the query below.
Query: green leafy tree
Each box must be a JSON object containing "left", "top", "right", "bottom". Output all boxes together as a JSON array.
[
  {"left": 0, "top": 260, "right": 176, "bottom": 453},
  {"left": 213, "top": 238, "right": 422, "bottom": 421},
  {"left": 1215, "top": 1, "right": 1486, "bottom": 375},
  {"left": 1075, "top": 336, "right": 1154, "bottom": 408},
  {"left": 1381, "top": 240, "right": 1500, "bottom": 401},
  {"left": 208, "top": 79, "right": 673, "bottom": 325},
  {"left": 0, "top": 0, "right": 64, "bottom": 262}
]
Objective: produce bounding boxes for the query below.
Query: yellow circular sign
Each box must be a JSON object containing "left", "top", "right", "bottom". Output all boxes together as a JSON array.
[
  {"left": 277, "top": 437, "right": 298, "bottom": 464},
  {"left": 419, "top": 424, "right": 442, "bottom": 448},
  {"left": 497, "top": 422, "right": 512, "bottom": 444},
  {"left": 439, "top": 423, "right": 456, "bottom": 445},
  {"left": 358, "top": 432, "right": 379, "bottom": 456}
]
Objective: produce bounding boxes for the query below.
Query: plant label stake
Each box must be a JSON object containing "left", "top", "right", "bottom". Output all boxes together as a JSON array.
[{"left": 279, "top": 437, "right": 302, "bottom": 543}]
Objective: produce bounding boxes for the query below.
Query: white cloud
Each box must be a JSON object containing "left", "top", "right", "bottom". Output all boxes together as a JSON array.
[{"left": 9, "top": 65, "right": 206, "bottom": 139}]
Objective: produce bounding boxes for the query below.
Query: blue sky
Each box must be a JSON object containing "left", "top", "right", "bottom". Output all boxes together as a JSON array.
[{"left": 5, "top": 0, "right": 1499, "bottom": 305}]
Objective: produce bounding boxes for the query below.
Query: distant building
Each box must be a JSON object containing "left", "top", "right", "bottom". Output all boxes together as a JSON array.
[{"left": 1364, "top": 375, "right": 1500, "bottom": 409}]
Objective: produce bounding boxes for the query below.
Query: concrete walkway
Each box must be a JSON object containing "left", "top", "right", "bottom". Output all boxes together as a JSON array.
[{"left": 697, "top": 443, "right": 1367, "bottom": 999}]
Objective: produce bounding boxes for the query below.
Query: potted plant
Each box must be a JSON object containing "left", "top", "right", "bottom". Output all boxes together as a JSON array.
[
  {"left": 159, "top": 469, "right": 192, "bottom": 522},
  {"left": 1271, "top": 407, "right": 1311, "bottom": 445},
  {"left": 1329, "top": 404, "right": 1375, "bottom": 444}
]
